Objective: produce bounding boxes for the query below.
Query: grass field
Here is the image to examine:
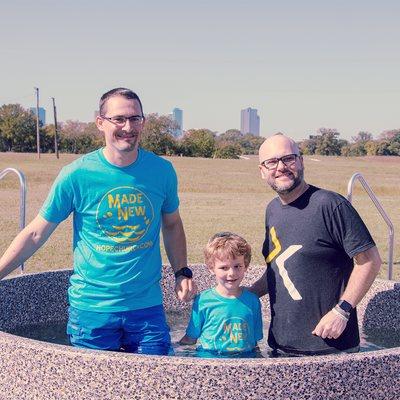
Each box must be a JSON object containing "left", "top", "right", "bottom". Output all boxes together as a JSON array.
[{"left": 0, "top": 152, "right": 398, "bottom": 280}]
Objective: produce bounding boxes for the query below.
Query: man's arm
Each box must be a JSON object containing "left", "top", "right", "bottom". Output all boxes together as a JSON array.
[
  {"left": 0, "top": 214, "right": 58, "bottom": 280},
  {"left": 162, "top": 210, "right": 197, "bottom": 302},
  {"left": 312, "top": 246, "right": 381, "bottom": 339},
  {"left": 248, "top": 268, "right": 269, "bottom": 298}
]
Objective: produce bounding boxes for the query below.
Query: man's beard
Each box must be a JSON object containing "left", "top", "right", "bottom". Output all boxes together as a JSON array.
[
  {"left": 269, "top": 167, "right": 304, "bottom": 195},
  {"left": 115, "top": 131, "right": 140, "bottom": 152}
]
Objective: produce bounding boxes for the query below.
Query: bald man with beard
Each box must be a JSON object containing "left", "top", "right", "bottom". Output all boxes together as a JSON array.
[{"left": 251, "top": 134, "right": 381, "bottom": 356}]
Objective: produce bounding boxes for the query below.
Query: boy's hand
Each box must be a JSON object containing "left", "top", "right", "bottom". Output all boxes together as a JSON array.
[
  {"left": 179, "top": 334, "right": 197, "bottom": 345},
  {"left": 175, "top": 276, "right": 197, "bottom": 302}
]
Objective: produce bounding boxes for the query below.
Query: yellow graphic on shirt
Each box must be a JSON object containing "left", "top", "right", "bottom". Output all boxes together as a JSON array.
[
  {"left": 265, "top": 226, "right": 303, "bottom": 301},
  {"left": 265, "top": 226, "right": 281, "bottom": 263},
  {"left": 214, "top": 318, "right": 250, "bottom": 352},
  {"left": 96, "top": 186, "right": 154, "bottom": 243}
]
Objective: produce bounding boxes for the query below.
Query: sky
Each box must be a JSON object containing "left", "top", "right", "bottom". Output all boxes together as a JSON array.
[{"left": 1, "top": 0, "right": 399, "bottom": 140}]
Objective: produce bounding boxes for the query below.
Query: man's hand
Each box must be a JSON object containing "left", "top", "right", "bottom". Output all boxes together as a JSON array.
[
  {"left": 175, "top": 276, "right": 197, "bottom": 302},
  {"left": 312, "top": 310, "right": 347, "bottom": 339}
]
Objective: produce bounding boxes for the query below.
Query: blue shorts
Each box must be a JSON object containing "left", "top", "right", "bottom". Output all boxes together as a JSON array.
[{"left": 67, "top": 305, "right": 171, "bottom": 355}]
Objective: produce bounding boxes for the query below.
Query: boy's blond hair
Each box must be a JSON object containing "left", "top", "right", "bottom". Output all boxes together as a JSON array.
[{"left": 204, "top": 232, "right": 252, "bottom": 269}]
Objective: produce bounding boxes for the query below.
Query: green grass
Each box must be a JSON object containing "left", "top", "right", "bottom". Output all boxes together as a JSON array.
[{"left": 0, "top": 152, "right": 398, "bottom": 280}]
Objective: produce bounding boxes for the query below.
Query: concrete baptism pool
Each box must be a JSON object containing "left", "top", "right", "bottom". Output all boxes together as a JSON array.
[{"left": 0, "top": 265, "right": 399, "bottom": 399}]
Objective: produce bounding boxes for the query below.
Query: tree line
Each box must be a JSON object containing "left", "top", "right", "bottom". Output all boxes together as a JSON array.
[
  {"left": 0, "top": 104, "right": 399, "bottom": 158},
  {"left": 0, "top": 104, "right": 264, "bottom": 158},
  {"left": 300, "top": 128, "right": 400, "bottom": 156}
]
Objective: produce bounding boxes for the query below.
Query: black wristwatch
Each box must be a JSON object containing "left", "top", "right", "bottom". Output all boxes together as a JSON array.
[
  {"left": 338, "top": 300, "right": 353, "bottom": 313},
  {"left": 174, "top": 267, "right": 193, "bottom": 279}
]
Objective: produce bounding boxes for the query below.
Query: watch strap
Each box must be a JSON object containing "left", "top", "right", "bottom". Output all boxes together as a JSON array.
[
  {"left": 174, "top": 267, "right": 193, "bottom": 279},
  {"left": 338, "top": 299, "right": 353, "bottom": 313}
]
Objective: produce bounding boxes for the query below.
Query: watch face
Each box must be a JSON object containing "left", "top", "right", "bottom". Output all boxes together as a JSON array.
[
  {"left": 181, "top": 267, "right": 193, "bottom": 278},
  {"left": 339, "top": 300, "right": 352, "bottom": 313},
  {"left": 176, "top": 267, "right": 193, "bottom": 279}
]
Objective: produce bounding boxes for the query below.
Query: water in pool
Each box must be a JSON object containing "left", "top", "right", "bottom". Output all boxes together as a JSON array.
[{"left": 9, "top": 310, "right": 399, "bottom": 358}]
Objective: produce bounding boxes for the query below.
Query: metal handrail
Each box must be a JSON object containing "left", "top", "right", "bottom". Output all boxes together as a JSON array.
[
  {"left": 347, "top": 172, "right": 394, "bottom": 280},
  {"left": 0, "top": 168, "right": 26, "bottom": 272}
]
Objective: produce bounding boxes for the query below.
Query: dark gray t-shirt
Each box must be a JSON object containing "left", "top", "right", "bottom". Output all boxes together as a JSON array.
[{"left": 262, "top": 185, "right": 375, "bottom": 354}]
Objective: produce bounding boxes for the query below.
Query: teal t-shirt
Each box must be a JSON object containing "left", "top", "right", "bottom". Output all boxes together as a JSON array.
[
  {"left": 186, "top": 288, "right": 263, "bottom": 353},
  {"left": 40, "top": 148, "right": 179, "bottom": 312}
]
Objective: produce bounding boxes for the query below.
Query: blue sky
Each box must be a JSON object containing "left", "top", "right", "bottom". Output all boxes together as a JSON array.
[{"left": 1, "top": 0, "right": 399, "bottom": 140}]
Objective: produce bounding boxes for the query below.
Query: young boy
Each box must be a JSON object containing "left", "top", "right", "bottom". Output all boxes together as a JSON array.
[{"left": 180, "top": 232, "right": 263, "bottom": 355}]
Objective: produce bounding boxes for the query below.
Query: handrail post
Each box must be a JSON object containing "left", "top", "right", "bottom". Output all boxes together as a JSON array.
[
  {"left": 347, "top": 172, "right": 394, "bottom": 280},
  {"left": 0, "top": 168, "right": 26, "bottom": 273}
]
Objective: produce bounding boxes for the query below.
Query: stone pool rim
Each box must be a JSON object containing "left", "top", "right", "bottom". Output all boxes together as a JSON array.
[
  {"left": 1, "top": 267, "right": 399, "bottom": 399},
  {"left": 0, "top": 268, "right": 398, "bottom": 366}
]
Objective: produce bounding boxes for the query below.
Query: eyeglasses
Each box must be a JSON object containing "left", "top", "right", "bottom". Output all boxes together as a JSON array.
[
  {"left": 260, "top": 154, "right": 299, "bottom": 170},
  {"left": 101, "top": 115, "right": 144, "bottom": 126}
]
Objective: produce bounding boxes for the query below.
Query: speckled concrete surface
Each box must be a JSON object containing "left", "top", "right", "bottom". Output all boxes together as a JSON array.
[{"left": 0, "top": 265, "right": 399, "bottom": 400}]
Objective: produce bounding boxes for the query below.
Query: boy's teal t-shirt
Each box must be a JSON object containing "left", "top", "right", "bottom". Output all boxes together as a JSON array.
[
  {"left": 186, "top": 288, "right": 263, "bottom": 353},
  {"left": 40, "top": 148, "right": 179, "bottom": 312}
]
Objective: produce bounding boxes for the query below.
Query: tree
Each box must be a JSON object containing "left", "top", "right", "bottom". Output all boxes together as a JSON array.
[
  {"left": 217, "top": 129, "right": 242, "bottom": 143},
  {"left": 314, "top": 128, "right": 346, "bottom": 156},
  {"left": 216, "top": 130, "right": 264, "bottom": 155},
  {"left": 361, "top": 131, "right": 400, "bottom": 156},
  {"left": 239, "top": 133, "right": 265, "bottom": 155},
  {"left": 180, "top": 129, "right": 216, "bottom": 157},
  {"left": 299, "top": 129, "right": 348, "bottom": 156},
  {"left": 379, "top": 129, "right": 400, "bottom": 141},
  {"left": 351, "top": 131, "right": 373, "bottom": 143},
  {"left": 214, "top": 142, "right": 242, "bottom": 159},
  {"left": 59, "top": 120, "right": 101, "bottom": 153},
  {"left": 299, "top": 137, "right": 318, "bottom": 155},
  {"left": 341, "top": 131, "right": 374, "bottom": 156},
  {"left": 386, "top": 132, "right": 400, "bottom": 155},
  {"left": 0, "top": 104, "right": 38, "bottom": 152},
  {"left": 341, "top": 143, "right": 367, "bottom": 156},
  {"left": 141, "top": 113, "right": 177, "bottom": 155}
]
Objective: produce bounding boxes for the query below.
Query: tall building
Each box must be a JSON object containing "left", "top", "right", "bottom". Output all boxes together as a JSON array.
[
  {"left": 240, "top": 107, "right": 260, "bottom": 136},
  {"left": 171, "top": 108, "right": 183, "bottom": 137},
  {"left": 30, "top": 107, "right": 46, "bottom": 125}
]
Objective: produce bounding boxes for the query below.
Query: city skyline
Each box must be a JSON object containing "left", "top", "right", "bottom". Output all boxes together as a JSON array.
[
  {"left": 241, "top": 107, "right": 260, "bottom": 136},
  {"left": 1, "top": 1, "right": 399, "bottom": 140},
  {"left": 171, "top": 108, "right": 183, "bottom": 137}
]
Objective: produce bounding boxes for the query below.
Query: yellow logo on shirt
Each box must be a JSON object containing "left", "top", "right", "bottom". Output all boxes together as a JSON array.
[
  {"left": 265, "top": 226, "right": 281, "bottom": 263},
  {"left": 215, "top": 318, "right": 250, "bottom": 352},
  {"left": 265, "top": 226, "right": 303, "bottom": 300},
  {"left": 96, "top": 186, "right": 154, "bottom": 243}
]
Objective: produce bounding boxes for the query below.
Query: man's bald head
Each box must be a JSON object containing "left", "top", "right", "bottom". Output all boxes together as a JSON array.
[
  {"left": 259, "top": 134, "right": 300, "bottom": 164},
  {"left": 258, "top": 133, "right": 306, "bottom": 198}
]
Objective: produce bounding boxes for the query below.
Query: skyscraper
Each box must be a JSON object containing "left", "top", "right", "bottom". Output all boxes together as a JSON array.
[
  {"left": 171, "top": 108, "right": 183, "bottom": 137},
  {"left": 30, "top": 107, "right": 46, "bottom": 125},
  {"left": 240, "top": 107, "right": 260, "bottom": 136}
]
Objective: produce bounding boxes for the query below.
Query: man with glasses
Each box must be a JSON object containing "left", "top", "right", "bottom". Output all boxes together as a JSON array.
[
  {"left": 251, "top": 133, "right": 381, "bottom": 355},
  {"left": 0, "top": 87, "right": 196, "bottom": 355}
]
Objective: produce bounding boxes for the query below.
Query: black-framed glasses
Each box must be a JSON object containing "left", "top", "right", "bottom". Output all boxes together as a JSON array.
[
  {"left": 260, "top": 154, "right": 299, "bottom": 170},
  {"left": 101, "top": 115, "right": 144, "bottom": 126}
]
